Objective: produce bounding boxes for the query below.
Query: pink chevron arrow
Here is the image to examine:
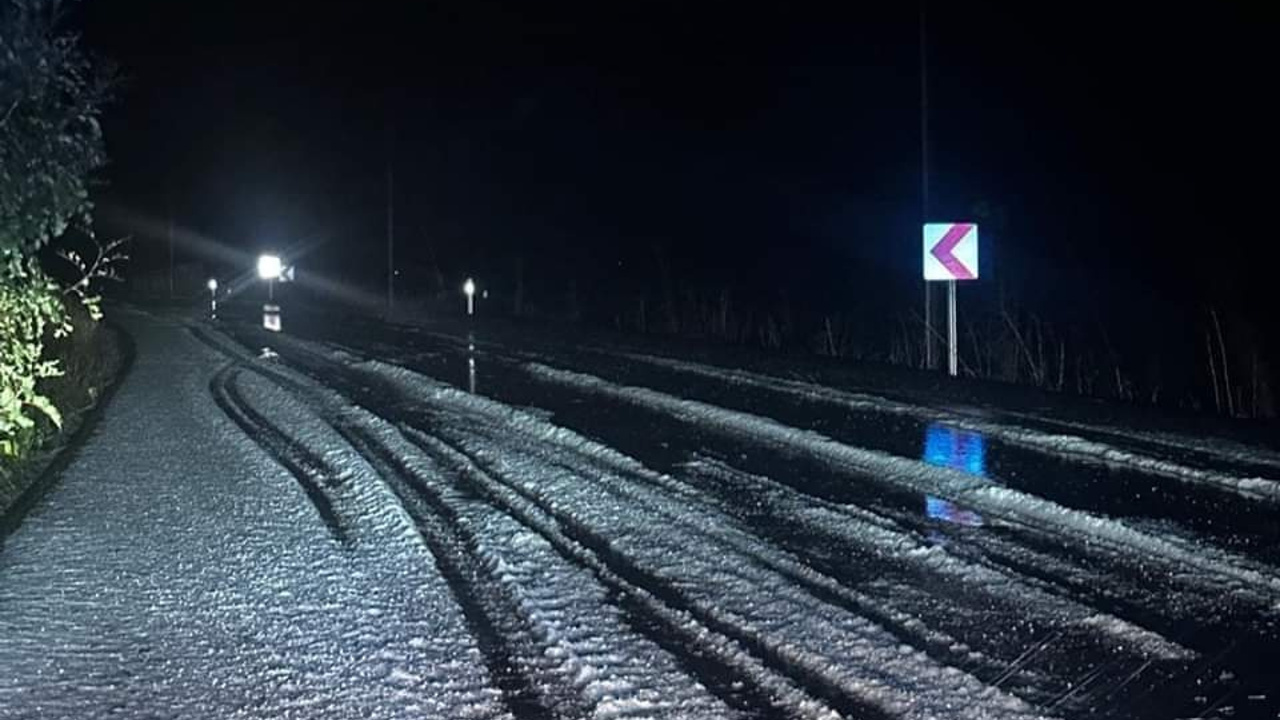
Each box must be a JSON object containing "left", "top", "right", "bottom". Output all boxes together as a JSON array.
[{"left": 930, "top": 223, "right": 976, "bottom": 279}]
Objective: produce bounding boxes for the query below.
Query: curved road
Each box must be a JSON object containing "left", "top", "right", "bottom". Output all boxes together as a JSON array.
[{"left": 1, "top": 308, "right": 1277, "bottom": 719}]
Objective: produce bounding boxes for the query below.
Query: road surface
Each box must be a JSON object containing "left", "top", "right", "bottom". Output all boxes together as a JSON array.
[{"left": 1, "top": 308, "right": 1277, "bottom": 719}]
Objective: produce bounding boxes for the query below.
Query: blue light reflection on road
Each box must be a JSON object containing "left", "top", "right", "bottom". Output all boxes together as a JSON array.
[{"left": 922, "top": 423, "right": 988, "bottom": 527}]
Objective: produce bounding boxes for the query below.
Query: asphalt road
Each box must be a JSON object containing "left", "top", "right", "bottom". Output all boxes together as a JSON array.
[{"left": 2, "top": 306, "right": 1278, "bottom": 719}]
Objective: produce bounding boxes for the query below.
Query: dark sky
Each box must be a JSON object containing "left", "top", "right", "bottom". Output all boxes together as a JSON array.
[{"left": 75, "top": 2, "right": 1275, "bottom": 321}]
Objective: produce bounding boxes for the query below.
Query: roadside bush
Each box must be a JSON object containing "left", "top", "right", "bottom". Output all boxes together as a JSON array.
[
  {"left": 41, "top": 292, "right": 124, "bottom": 419},
  {"left": 1, "top": 0, "right": 116, "bottom": 480},
  {"left": 0, "top": 258, "right": 67, "bottom": 463}
]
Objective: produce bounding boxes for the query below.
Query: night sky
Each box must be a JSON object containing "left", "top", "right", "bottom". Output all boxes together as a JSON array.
[{"left": 76, "top": 2, "right": 1275, "bottom": 338}]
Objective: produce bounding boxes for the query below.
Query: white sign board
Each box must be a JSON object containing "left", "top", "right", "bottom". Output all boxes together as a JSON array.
[
  {"left": 923, "top": 222, "right": 979, "bottom": 281},
  {"left": 263, "top": 303, "right": 281, "bottom": 332}
]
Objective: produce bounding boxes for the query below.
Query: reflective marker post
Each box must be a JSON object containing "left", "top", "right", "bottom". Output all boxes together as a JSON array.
[
  {"left": 257, "top": 254, "right": 285, "bottom": 332},
  {"left": 922, "top": 223, "right": 979, "bottom": 378},
  {"left": 467, "top": 333, "right": 477, "bottom": 394},
  {"left": 463, "top": 277, "right": 476, "bottom": 317},
  {"left": 207, "top": 278, "right": 218, "bottom": 320}
]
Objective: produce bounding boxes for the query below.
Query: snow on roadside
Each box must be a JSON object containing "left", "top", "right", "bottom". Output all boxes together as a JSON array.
[
  {"left": 611, "top": 352, "right": 1280, "bottom": 504},
  {"left": 519, "top": 361, "right": 1280, "bottom": 611}
]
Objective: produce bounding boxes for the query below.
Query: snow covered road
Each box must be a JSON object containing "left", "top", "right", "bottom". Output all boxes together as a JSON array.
[
  {"left": 0, "top": 312, "right": 507, "bottom": 720},
  {"left": 2, "top": 309, "right": 1277, "bottom": 719}
]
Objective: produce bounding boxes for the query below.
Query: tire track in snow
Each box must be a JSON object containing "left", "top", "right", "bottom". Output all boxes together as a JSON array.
[
  {"left": 247, "top": 330, "right": 1028, "bottom": 719},
  {"left": 604, "top": 352, "right": 1280, "bottom": 505},
  {"left": 399, "top": 427, "right": 920, "bottom": 720},
  {"left": 198, "top": 339, "right": 519, "bottom": 719},
  {"left": 273, "top": 328, "right": 1207, "bottom": 715},
  {"left": 304, "top": 328, "right": 1274, "bottom": 704},
  {"left": 421, "top": 327, "right": 1280, "bottom": 479},
  {"left": 678, "top": 454, "right": 1195, "bottom": 652},
  {"left": 336, "top": 423, "right": 583, "bottom": 720},
  {"left": 426, "top": 399, "right": 1204, "bottom": 714},
  {"left": 208, "top": 363, "right": 348, "bottom": 543},
  {"left": 415, "top": 333, "right": 1280, "bottom": 714},
  {"left": 288, "top": 349, "right": 1062, "bottom": 720},
  {"left": 674, "top": 456, "right": 1208, "bottom": 710},
  {"left": 992, "top": 410, "right": 1280, "bottom": 477},
  {"left": 517, "top": 361, "right": 1280, "bottom": 610},
  {"left": 227, "top": 324, "right": 1280, "bottom": 712},
  {"left": 422, "top": 328, "right": 1280, "bottom": 489},
  {"left": 418, "top": 332, "right": 1280, "bottom": 562},
  {"left": 211, "top": 327, "right": 755, "bottom": 720},
  {"left": 371, "top": 424, "right": 812, "bottom": 720},
  {"left": 258, "top": 337, "right": 843, "bottom": 720},
  {"left": 200, "top": 332, "right": 606, "bottom": 720},
  {"left": 446, "top": 404, "right": 1184, "bottom": 699}
]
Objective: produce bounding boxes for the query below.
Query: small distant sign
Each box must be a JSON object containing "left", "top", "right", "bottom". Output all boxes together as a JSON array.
[
  {"left": 923, "top": 222, "right": 978, "bottom": 281},
  {"left": 263, "top": 303, "right": 281, "bottom": 332}
]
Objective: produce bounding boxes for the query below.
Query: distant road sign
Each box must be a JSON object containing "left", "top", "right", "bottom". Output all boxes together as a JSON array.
[
  {"left": 263, "top": 303, "right": 281, "bottom": 332},
  {"left": 923, "top": 222, "right": 978, "bottom": 281}
]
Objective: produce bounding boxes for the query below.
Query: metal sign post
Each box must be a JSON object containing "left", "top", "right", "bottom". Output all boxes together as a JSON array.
[
  {"left": 947, "top": 279, "right": 957, "bottom": 376},
  {"left": 922, "top": 222, "right": 979, "bottom": 377}
]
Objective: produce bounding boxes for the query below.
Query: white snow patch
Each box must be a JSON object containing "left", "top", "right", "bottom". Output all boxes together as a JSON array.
[{"left": 1077, "top": 615, "right": 1191, "bottom": 660}]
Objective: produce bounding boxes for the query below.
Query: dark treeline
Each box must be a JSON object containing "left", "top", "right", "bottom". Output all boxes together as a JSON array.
[{"left": 118, "top": 207, "right": 1277, "bottom": 422}]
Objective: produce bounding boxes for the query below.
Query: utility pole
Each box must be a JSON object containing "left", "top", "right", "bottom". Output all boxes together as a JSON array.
[
  {"left": 386, "top": 124, "right": 395, "bottom": 316},
  {"left": 167, "top": 199, "right": 175, "bottom": 299},
  {"left": 920, "top": 1, "right": 933, "bottom": 370}
]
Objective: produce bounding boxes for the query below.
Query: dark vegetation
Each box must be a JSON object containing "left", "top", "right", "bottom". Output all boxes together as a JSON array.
[
  {"left": 155, "top": 231, "right": 1275, "bottom": 423},
  {"left": 103, "top": 4, "right": 1271, "bottom": 422},
  {"left": 0, "top": 0, "right": 124, "bottom": 510},
  {"left": 283, "top": 230, "right": 1276, "bottom": 421}
]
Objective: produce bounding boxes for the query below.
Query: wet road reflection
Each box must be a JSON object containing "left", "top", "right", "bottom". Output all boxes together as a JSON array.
[
  {"left": 922, "top": 423, "right": 988, "bottom": 527},
  {"left": 467, "top": 333, "right": 477, "bottom": 394}
]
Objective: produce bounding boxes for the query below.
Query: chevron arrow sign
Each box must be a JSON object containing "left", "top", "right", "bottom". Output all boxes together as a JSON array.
[{"left": 923, "top": 222, "right": 979, "bottom": 281}]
